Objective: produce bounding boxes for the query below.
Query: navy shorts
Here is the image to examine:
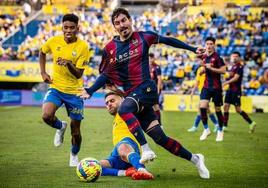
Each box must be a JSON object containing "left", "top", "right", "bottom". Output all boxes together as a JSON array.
[
  {"left": 200, "top": 88, "right": 223, "bottom": 106},
  {"left": 106, "top": 137, "right": 140, "bottom": 170},
  {"left": 127, "top": 80, "right": 158, "bottom": 108},
  {"left": 224, "top": 90, "right": 241, "bottom": 106},
  {"left": 43, "top": 88, "right": 84, "bottom": 120}
]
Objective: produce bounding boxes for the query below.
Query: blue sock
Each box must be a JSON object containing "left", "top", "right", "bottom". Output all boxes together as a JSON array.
[
  {"left": 194, "top": 115, "right": 201, "bottom": 127},
  {"left": 101, "top": 167, "right": 119, "bottom": 176},
  {"left": 202, "top": 123, "right": 208, "bottom": 129},
  {"left": 71, "top": 145, "right": 80, "bottom": 155},
  {"left": 128, "top": 152, "right": 145, "bottom": 169},
  {"left": 209, "top": 114, "right": 218, "bottom": 125},
  {"left": 52, "top": 119, "right": 62, "bottom": 129}
]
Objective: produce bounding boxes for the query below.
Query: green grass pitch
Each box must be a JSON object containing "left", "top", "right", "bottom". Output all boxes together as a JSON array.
[{"left": 0, "top": 106, "right": 267, "bottom": 188}]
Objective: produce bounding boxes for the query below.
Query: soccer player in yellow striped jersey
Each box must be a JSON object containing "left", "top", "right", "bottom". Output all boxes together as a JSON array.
[
  {"left": 188, "top": 66, "right": 219, "bottom": 136},
  {"left": 39, "top": 14, "right": 89, "bottom": 167},
  {"left": 100, "top": 92, "right": 154, "bottom": 180}
]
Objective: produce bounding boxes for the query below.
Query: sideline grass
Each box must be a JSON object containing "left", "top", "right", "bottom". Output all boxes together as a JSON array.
[{"left": 0, "top": 107, "right": 267, "bottom": 188}]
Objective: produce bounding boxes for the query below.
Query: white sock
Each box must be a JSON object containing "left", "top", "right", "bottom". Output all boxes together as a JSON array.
[
  {"left": 138, "top": 167, "right": 147, "bottom": 172},
  {"left": 141, "top": 143, "right": 150, "bottom": 152},
  {"left": 191, "top": 154, "right": 199, "bottom": 165},
  {"left": 117, "top": 170, "right": 126, "bottom": 176}
]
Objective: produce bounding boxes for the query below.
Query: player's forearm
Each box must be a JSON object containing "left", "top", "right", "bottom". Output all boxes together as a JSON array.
[
  {"left": 208, "top": 66, "right": 226, "bottom": 74},
  {"left": 158, "top": 36, "right": 197, "bottom": 53},
  {"left": 39, "top": 51, "right": 47, "bottom": 74},
  {"left": 225, "top": 74, "right": 239, "bottom": 84},
  {"left": 85, "top": 74, "right": 108, "bottom": 95},
  {"left": 66, "top": 62, "right": 84, "bottom": 79}
]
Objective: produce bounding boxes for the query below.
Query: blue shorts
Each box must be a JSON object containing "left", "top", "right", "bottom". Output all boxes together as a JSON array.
[
  {"left": 127, "top": 80, "right": 158, "bottom": 108},
  {"left": 106, "top": 137, "right": 140, "bottom": 170},
  {"left": 200, "top": 88, "right": 223, "bottom": 106},
  {"left": 224, "top": 90, "right": 241, "bottom": 106},
  {"left": 43, "top": 88, "right": 84, "bottom": 120}
]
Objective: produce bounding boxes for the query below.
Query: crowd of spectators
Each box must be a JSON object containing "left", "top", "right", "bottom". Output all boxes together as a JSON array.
[{"left": 0, "top": 5, "right": 267, "bottom": 95}]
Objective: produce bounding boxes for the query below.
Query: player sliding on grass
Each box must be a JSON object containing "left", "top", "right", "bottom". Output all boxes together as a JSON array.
[
  {"left": 99, "top": 91, "right": 210, "bottom": 179},
  {"left": 101, "top": 92, "right": 154, "bottom": 180},
  {"left": 79, "top": 7, "right": 206, "bottom": 165},
  {"left": 39, "top": 14, "right": 90, "bottom": 167}
]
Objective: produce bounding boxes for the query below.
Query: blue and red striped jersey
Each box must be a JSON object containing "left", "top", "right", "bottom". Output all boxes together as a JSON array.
[
  {"left": 228, "top": 62, "right": 243, "bottom": 93},
  {"left": 201, "top": 52, "right": 225, "bottom": 90},
  {"left": 99, "top": 31, "right": 159, "bottom": 95}
]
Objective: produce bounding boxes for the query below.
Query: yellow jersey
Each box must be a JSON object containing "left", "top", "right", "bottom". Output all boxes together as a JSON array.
[
  {"left": 196, "top": 66, "right": 205, "bottom": 92},
  {"left": 41, "top": 35, "right": 89, "bottom": 94},
  {"left": 112, "top": 114, "right": 140, "bottom": 151}
]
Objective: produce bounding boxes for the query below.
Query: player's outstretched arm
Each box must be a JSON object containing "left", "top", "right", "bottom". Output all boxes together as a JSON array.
[
  {"left": 158, "top": 35, "right": 205, "bottom": 55},
  {"left": 78, "top": 74, "right": 108, "bottom": 99}
]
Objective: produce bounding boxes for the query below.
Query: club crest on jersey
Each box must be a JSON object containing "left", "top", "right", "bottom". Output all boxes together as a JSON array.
[
  {"left": 132, "top": 39, "right": 138, "bottom": 46},
  {"left": 146, "top": 87, "right": 151, "bottom": 92},
  {"left": 56, "top": 47, "right": 61, "bottom": 51},
  {"left": 72, "top": 51, "right": 77, "bottom": 57}
]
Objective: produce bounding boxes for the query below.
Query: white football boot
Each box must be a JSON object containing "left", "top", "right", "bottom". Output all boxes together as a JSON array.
[{"left": 54, "top": 121, "right": 67, "bottom": 147}]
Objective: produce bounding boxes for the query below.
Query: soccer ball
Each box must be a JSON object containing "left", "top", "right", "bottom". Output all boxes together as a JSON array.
[{"left": 76, "top": 157, "right": 102, "bottom": 182}]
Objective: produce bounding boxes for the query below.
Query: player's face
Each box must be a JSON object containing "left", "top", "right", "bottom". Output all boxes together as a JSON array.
[
  {"left": 105, "top": 95, "right": 122, "bottom": 116},
  {"left": 149, "top": 56, "right": 155, "bottom": 64},
  {"left": 205, "top": 41, "right": 215, "bottom": 53},
  {"left": 231, "top": 54, "right": 240, "bottom": 63},
  {"left": 113, "top": 13, "right": 133, "bottom": 39},
  {"left": 62, "top": 21, "right": 78, "bottom": 41}
]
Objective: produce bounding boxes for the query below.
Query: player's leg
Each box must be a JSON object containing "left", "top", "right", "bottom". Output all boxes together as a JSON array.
[
  {"left": 117, "top": 139, "right": 153, "bottom": 180},
  {"left": 100, "top": 157, "right": 129, "bottom": 177},
  {"left": 42, "top": 88, "right": 67, "bottom": 147},
  {"left": 140, "top": 110, "right": 209, "bottom": 179},
  {"left": 153, "top": 103, "right": 161, "bottom": 125},
  {"left": 64, "top": 93, "right": 84, "bottom": 167},
  {"left": 207, "top": 107, "right": 219, "bottom": 132},
  {"left": 199, "top": 89, "right": 211, "bottom": 140},
  {"left": 213, "top": 90, "right": 224, "bottom": 142},
  {"left": 188, "top": 104, "right": 201, "bottom": 132},
  {"left": 235, "top": 104, "right": 256, "bottom": 133},
  {"left": 117, "top": 97, "right": 155, "bottom": 163},
  {"left": 223, "top": 90, "right": 232, "bottom": 130}
]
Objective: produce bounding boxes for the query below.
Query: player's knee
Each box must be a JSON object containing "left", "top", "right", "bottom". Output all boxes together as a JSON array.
[
  {"left": 118, "top": 144, "right": 134, "bottom": 161},
  {"left": 42, "top": 113, "right": 54, "bottom": 125},
  {"left": 147, "top": 127, "right": 168, "bottom": 146}
]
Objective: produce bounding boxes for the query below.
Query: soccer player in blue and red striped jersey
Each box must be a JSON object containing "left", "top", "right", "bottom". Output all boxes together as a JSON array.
[
  {"left": 223, "top": 51, "right": 256, "bottom": 133},
  {"left": 79, "top": 8, "right": 209, "bottom": 171},
  {"left": 149, "top": 53, "right": 162, "bottom": 124},
  {"left": 199, "top": 37, "right": 226, "bottom": 142}
]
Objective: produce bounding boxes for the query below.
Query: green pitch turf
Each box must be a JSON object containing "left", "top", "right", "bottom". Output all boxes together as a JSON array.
[{"left": 0, "top": 106, "right": 267, "bottom": 188}]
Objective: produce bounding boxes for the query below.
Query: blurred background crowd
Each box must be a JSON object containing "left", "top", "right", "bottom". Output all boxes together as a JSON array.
[{"left": 0, "top": 0, "right": 268, "bottom": 95}]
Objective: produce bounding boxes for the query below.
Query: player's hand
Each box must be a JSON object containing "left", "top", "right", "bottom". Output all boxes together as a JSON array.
[
  {"left": 41, "top": 72, "right": 52, "bottom": 84},
  {"left": 196, "top": 47, "right": 206, "bottom": 56},
  {"left": 77, "top": 88, "right": 91, "bottom": 100},
  {"left": 205, "top": 63, "right": 212, "bottom": 70}
]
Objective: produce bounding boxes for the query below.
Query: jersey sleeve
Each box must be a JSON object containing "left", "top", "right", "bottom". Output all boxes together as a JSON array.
[
  {"left": 235, "top": 65, "right": 243, "bottom": 77},
  {"left": 40, "top": 37, "right": 53, "bottom": 54},
  {"left": 142, "top": 31, "right": 159, "bottom": 46},
  {"left": 76, "top": 43, "right": 90, "bottom": 69},
  {"left": 218, "top": 57, "right": 225, "bottom": 67}
]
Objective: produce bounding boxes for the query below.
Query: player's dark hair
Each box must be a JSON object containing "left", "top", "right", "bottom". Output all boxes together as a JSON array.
[
  {"left": 149, "top": 53, "right": 155, "bottom": 58},
  {"left": 111, "top": 7, "right": 131, "bottom": 25},
  {"left": 105, "top": 91, "right": 123, "bottom": 99},
  {"left": 231, "top": 51, "right": 241, "bottom": 57},
  {"left": 205, "top": 36, "right": 216, "bottom": 43},
  {"left": 62, "top": 13, "right": 79, "bottom": 24}
]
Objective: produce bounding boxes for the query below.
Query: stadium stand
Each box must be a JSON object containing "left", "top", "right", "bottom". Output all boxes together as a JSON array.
[{"left": 0, "top": 0, "right": 267, "bottom": 95}]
